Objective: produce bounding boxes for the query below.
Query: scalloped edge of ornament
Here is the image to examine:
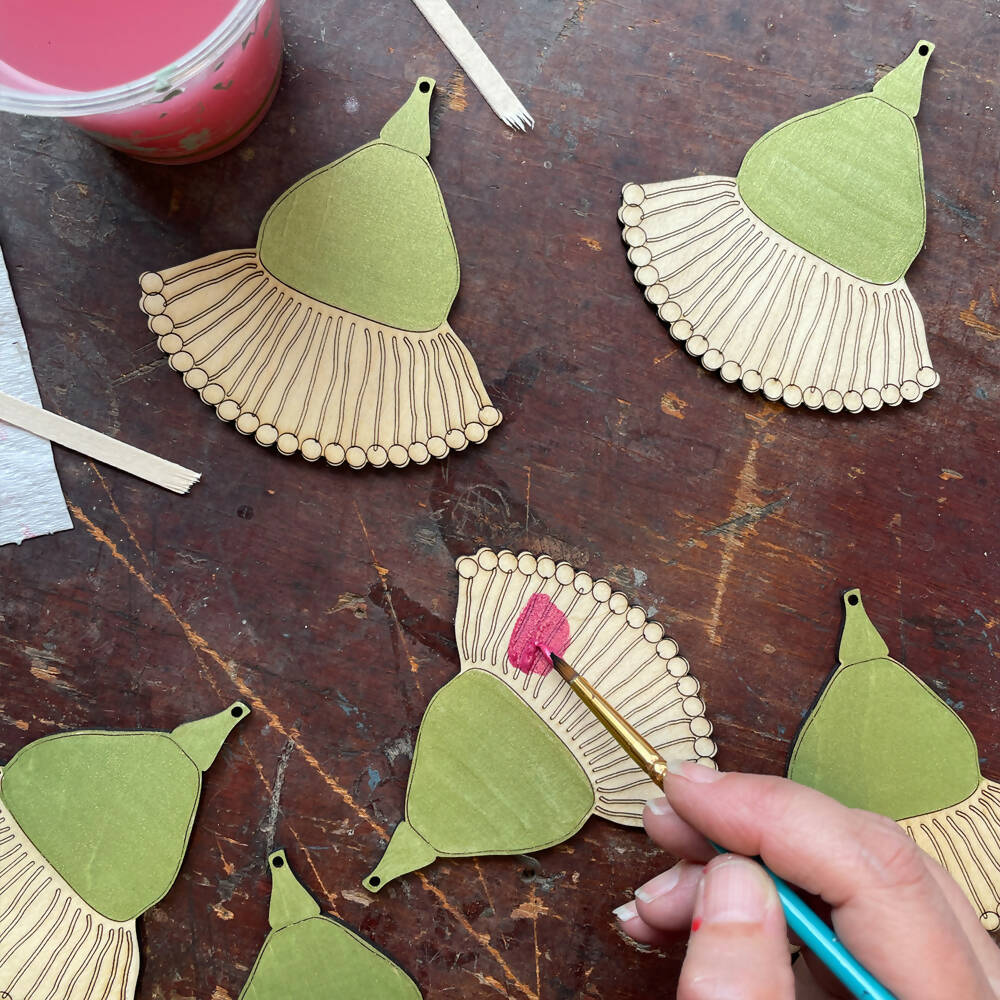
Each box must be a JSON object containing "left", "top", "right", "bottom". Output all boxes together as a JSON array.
[
  {"left": 0, "top": 772, "right": 141, "bottom": 1000},
  {"left": 902, "top": 778, "right": 1000, "bottom": 932},
  {"left": 454, "top": 546, "right": 718, "bottom": 826},
  {"left": 139, "top": 255, "right": 502, "bottom": 471},
  {"left": 619, "top": 178, "right": 940, "bottom": 415}
]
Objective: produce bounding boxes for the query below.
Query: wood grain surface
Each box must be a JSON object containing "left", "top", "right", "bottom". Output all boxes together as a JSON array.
[{"left": 1, "top": 2, "right": 997, "bottom": 997}]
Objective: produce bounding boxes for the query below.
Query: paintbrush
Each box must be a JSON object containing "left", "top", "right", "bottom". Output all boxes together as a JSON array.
[{"left": 539, "top": 645, "right": 896, "bottom": 1000}]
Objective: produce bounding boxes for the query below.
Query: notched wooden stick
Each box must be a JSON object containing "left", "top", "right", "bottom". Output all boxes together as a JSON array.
[{"left": 0, "top": 390, "right": 201, "bottom": 495}]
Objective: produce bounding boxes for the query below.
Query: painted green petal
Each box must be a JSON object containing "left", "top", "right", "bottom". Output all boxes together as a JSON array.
[
  {"left": 240, "top": 855, "right": 421, "bottom": 1000},
  {"left": 0, "top": 705, "right": 248, "bottom": 922},
  {"left": 789, "top": 590, "right": 980, "bottom": 820},
  {"left": 790, "top": 658, "right": 980, "bottom": 818},
  {"left": 257, "top": 77, "right": 459, "bottom": 332},
  {"left": 737, "top": 42, "right": 932, "bottom": 284},
  {"left": 365, "top": 671, "right": 594, "bottom": 890}
]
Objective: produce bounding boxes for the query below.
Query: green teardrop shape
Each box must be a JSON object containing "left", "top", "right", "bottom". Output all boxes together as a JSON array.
[
  {"left": 789, "top": 594, "right": 980, "bottom": 820},
  {"left": 364, "top": 670, "right": 594, "bottom": 890},
  {"left": 257, "top": 77, "right": 459, "bottom": 332},
  {"left": 737, "top": 42, "right": 932, "bottom": 284},
  {"left": 239, "top": 854, "right": 421, "bottom": 1000},
  {"left": 0, "top": 704, "right": 248, "bottom": 921}
]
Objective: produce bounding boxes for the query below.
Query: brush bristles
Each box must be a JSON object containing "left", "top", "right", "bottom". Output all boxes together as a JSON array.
[{"left": 548, "top": 652, "right": 577, "bottom": 683}]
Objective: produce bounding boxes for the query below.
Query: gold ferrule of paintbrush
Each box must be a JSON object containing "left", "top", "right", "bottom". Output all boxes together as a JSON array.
[{"left": 547, "top": 651, "right": 669, "bottom": 787}]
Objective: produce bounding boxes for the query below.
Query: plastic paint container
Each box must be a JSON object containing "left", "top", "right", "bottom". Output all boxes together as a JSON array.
[{"left": 0, "top": 0, "right": 283, "bottom": 164}]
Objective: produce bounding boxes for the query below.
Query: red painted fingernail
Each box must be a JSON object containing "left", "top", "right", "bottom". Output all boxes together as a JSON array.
[{"left": 691, "top": 917, "right": 702, "bottom": 932}]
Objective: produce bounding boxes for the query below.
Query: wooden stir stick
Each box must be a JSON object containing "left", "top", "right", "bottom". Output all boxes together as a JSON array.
[{"left": 0, "top": 390, "right": 200, "bottom": 495}]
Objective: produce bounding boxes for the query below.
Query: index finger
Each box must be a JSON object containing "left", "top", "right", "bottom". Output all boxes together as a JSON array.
[{"left": 663, "top": 762, "right": 996, "bottom": 1000}]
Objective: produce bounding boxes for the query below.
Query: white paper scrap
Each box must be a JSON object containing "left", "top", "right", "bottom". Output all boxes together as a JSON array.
[{"left": 0, "top": 245, "right": 72, "bottom": 546}]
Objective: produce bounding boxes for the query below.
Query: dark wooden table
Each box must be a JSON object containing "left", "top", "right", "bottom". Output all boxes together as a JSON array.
[{"left": 1, "top": 2, "right": 998, "bottom": 997}]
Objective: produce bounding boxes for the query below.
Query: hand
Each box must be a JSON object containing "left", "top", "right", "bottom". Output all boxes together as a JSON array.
[{"left": 614, "top": 762, "right": 1000, "bottom": 999}]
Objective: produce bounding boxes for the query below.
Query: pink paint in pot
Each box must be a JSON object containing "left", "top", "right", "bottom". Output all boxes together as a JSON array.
[
  {"left": 507, "top": 594, "right": 571, "bottom": 676},
  {"left": 0, "top": 0, "right": 283, "bottom": 163}
]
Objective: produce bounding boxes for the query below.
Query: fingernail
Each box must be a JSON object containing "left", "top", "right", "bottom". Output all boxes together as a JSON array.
[
  {"left": 666, "top": 759, "right": 723, "bottom": 783},
  {"left": 645, "top": 795, "right": 675, "bottom": 816},
  {"left": 635, "top": 865, "right": 682, "bottom": 903},
  {"left": 613, "top": 900, "right": 639, "bottom": 922},
  {"left": 694, "top": 856, "right": 774, "bottom": 926}
]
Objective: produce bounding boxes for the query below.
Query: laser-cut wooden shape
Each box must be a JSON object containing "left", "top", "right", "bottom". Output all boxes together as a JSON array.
[
  {"left": 139, "top": 78, "right": 501, "bottom": 470},
  {"left": 238, "top": 851, "right": 421, "bottom": 999},
  {"left": 364, "top": 548, "right": 717, "bottom": 891},
  {"left": 620, "top": 41, "right": 940, "bottom": 414},
  {"left": 0, "top": 702, "right": 249, "bottom": 1000},
  {"left": 789, "top": 589, "right": 1000, "bottom": 930}
]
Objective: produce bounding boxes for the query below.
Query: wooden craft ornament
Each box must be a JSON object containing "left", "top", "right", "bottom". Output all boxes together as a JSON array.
[
  {"left": 238, "top": 851, "right": 421, "bottom": 999},
  {"left": 620, "top": 41, "right": 940, "bottom": 413},
  {"left": 788, "top": 589, "right": 1000, "bottom": 930},
  {"left": 364, "top": 548, "right": 717, "bottom": 891},
  {"left": 0, "top": 702, "right": 248, "bottom": 1000},
  {"left": 139, "top": 77, "right": 501, "bottom": 470}
]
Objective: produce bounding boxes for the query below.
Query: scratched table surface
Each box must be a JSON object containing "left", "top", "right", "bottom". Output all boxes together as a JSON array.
[{"left": 1, "top": 1, "right": 998, "bottom": 997}]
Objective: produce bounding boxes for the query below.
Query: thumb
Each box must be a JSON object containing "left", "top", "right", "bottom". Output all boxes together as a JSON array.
[{"left": 678, "top": 854, "right": 794, "bottom": 1000}]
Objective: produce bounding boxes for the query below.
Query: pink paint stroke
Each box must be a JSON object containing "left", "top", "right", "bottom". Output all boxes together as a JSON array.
[{"left": 507, "top": 594, "right": 570, "bottom": 676}]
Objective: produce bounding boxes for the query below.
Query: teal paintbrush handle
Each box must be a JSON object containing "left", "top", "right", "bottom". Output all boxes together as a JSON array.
[{"left": 708, "top": 843, "right": 895, "bottom": 1000}]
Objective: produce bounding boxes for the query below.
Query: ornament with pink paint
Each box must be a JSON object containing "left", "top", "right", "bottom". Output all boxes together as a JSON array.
[{"left": 364, "top": 548, "right": 717, "bottom": 892}]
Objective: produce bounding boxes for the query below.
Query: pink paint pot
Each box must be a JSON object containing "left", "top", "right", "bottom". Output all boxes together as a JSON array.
[{"left": 0, "top": 0, "right": 283, "bottom": 164}]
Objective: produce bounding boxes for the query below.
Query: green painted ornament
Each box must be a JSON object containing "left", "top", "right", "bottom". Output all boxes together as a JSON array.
[
  {"left": 364, "top": 548, "right": 717, "bottom": 891},
  {"left": 238, "top": 851, "right": 421, "bottom": 1000},
  {"left": 789, "top": 590, "right": 1000, "bottom": 930},
  {"left": 139, "top": 77, "right": 501, "bottom": 470},
  {"left": 364, "top": 670, "right": 596, "bottom": 890},
  {"left": 621, "top": 41, "right": 940, "bottom": 413},
  {"left": 0, "top": 702, "right": 249, "bottom": 1000}
]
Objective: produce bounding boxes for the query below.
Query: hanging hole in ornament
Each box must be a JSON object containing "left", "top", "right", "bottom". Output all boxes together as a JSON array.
[
  {"left": 918, "top": 44, "right": 929, "bottom": 56},
  {"left": 848, "top": 593, "right": 859, "bottom": 606},
  {"left": 272, "top": 855, "right": 284, "bottom": 868},
  {"left": 368, "top": 875, "right": 381, "bottom": 887},
  {"left": 419, "top": 80, "right": 431, "bottom": 93},
  {"left": 231, "top": 706, "right": 244, "bottom": 718}
]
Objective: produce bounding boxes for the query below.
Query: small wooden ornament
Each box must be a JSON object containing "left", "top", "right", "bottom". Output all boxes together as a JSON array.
[
  {"left": 0, "top": 702, "right": 249, "bottom": 1000},
  {"left": 139, "top": 78, "right": 501, "bottom": 470},
  {"left": 364, "top": 548, "right": 717, "bottom": 891},
  {"left": 789, "top": 590, "right": 1000, "bottom": 930},
  {"left": 237, "top": 851, "right": 421, "bottom": 1000},
  {"left": 620, "top": 41, "right": 940, "bottom": 414}
]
